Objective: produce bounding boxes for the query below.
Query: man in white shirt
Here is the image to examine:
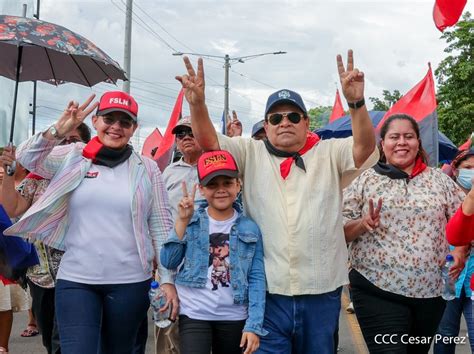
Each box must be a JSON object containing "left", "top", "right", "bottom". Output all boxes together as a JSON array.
[
  {"left": 175, "top": 50, "right": 379, "bottom": 353},
  {"left": 162, "top": 117, "right": 204, "bottom": 220}
]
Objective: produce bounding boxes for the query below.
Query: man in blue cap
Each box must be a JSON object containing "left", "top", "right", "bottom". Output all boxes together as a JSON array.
[
  {"left": 176, "top": 50, "right": 379, "bottom": 353},
  {"left": 251, "top": 120, "right": 266, "bottom": 140}
]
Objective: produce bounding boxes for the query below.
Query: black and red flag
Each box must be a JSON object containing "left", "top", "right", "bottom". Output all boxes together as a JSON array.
[{"left": 142, "top": 128, "right": 164, "bottom": 159}]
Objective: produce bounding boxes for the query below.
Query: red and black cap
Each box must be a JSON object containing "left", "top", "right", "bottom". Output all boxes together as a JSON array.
[
  {"left": 197, "top": 150, "right": 239, "bottom": 186},
  {"left": 96, "top": 91, "right": 138, "bottom": 121}
]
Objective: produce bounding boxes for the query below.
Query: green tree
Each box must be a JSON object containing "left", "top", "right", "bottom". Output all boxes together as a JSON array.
[
  {"left": 435, "top": 12, "right": 474, "bottom": 146},
  {"left": 369, "top": 90, "right": 403, "bottom": 111},
  {"left": 308, "top": 106, "right": 332, "bottom": 130}
]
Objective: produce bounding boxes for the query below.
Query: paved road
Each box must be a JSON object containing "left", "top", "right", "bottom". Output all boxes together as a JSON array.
[
  {"left": 8, "top": 288, "right": 472, "bottom": 353},
  {"left": 337, "top": 288, "right": 471, "bottom": 354}
]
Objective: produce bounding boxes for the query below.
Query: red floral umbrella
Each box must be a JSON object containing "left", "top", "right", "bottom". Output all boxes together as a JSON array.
[
  {"left": 0, "top": 15, "right": 126, "bottom": 85},
  {"left": 0, "top": 15, "right": 127, "bottom": 174}
]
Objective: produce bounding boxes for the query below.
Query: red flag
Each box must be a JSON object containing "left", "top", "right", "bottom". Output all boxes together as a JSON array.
[
  {"left": 377, "top": 65, "right": 439, "bottom": 166},
  {"left": 433, "top": 0, "right": 467, "bottom": 32},
  {"left": 153, "top": 89, "right": 184, "bottom": 171},
  {"left": 458, "top": 133, "right": 473, "bottom": 150},
  {"left": 329, "top": 89, "right": 345, "bottom": 123},
  {"left": 141, "top": 128, "right": 163, "bottom": 159}
]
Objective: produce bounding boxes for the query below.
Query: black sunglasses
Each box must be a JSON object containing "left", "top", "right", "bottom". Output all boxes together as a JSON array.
[
  {"left": 102, "top": 115, "right": 134, "bottom": 129},
  {"left": 266, "top": 112, "right": 305, "bottom": 126},
  {"left": 175, "top": 130, "right": 194, "bottom": 139}
]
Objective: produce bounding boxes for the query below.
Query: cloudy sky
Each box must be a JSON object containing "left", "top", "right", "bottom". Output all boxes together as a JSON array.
[{"left": 1, "top": 0, "right": 473, "bottom": 147}]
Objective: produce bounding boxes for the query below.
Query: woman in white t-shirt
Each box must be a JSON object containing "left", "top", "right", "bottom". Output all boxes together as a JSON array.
[{"left": 5, "top": 92, "right": 175, "bottom": 354}]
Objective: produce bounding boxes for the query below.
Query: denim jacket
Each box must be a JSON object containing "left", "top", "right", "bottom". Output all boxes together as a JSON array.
[{"left": 160, "top": 203, "right": 268, "bottom": 337}]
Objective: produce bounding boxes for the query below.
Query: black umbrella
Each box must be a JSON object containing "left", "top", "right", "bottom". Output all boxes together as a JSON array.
[{"left": 0, "top": 15, "right": 127, "bottom": 174}]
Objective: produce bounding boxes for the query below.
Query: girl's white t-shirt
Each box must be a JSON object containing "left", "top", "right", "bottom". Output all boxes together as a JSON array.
[{"left": 176, "top": 209, "right": 248, "bottom": 321}]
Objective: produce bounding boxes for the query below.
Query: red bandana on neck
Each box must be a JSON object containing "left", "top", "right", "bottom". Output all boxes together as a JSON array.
[
  {"left": 82, "top": 136, "right": 104, "bottom": 161},
  {"left": 409, "top": 156, "right": 427, "bottom": 179},
  {"left": 279, "top": 132, "right": 320, "bottom": 179},
  {"left": 82, "top": 137, "right": 133, "bottom": 167}
]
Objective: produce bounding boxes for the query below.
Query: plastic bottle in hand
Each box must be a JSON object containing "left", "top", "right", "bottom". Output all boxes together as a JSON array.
[
  {"left": 441, "top": 254, "right": 456, "bottom": 301},
  {"left": 149, "top": 281, "right": 172, "bottom": 328}
]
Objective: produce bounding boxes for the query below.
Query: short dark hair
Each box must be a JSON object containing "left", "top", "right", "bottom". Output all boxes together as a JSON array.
[
  {"left": 379, "top": 113, "right": 428, "bottom": 164},
  {"left": 76, "top": 123, "right": 91, "bottom": 143}
]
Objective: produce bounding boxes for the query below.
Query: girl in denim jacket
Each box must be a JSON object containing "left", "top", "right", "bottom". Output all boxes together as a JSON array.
[{"left": 161, "top": 150, "right": 266, "bottom": 354}]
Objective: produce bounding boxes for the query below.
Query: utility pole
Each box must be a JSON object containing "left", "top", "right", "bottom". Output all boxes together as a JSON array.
[
  {"left": 223, "top": 54, "right": 230, "bottom": 121},
  {"left": 122, "top": 0, "right": 139, "bottom": 146},
  {"left": 122, "top": 0, "right": 133, "bottom": 93},
  {"left": 31, "top": 0, "right": 40, "bottom": 135},
  {"left": 173, "top": 51, "right": 286, "bottom": 134}
]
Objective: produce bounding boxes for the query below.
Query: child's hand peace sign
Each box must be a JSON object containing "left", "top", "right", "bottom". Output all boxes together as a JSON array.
[{"left": 177, "top": 181, "right": 197, "bottom": 222}]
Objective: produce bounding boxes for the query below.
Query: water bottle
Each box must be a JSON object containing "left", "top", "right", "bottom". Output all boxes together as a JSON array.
[
  {"left": 149, "top": 281, "right": 172, "bottom": 328},
  {"left": 441, "top": 254, "right": 456, "bottom": 301}
]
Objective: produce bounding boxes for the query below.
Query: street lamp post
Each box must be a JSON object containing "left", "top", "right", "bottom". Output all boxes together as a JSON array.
[{"left": 173, "top": 50, "right": 286, "bottom": 134}]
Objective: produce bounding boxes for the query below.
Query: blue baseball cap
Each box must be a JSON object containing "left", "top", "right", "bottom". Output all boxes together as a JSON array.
[
  {"left": 264, "top": 89, "right": 307, "bottom": 117},
  {"left": 251, "top": 120, "right": 265, "bottom": 138}
]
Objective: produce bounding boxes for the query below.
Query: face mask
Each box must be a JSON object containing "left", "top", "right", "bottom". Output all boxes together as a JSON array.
[{"left": 457, "top": 169, "right": 474, "bottom": 190}]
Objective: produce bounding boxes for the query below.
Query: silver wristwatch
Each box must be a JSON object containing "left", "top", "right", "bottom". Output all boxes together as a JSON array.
[{"left": 48, "top": 124, "right": 63, "bottom": 140}]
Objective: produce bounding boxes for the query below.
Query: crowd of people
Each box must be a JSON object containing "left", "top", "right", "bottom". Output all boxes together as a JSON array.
[{"left": 0, "top": 49, "right": 472, "bottom": 354}]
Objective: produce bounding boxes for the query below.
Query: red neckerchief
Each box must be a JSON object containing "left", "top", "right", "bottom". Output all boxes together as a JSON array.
[
  {"left": 82, "top": 136, "right": 104, "bottom": 161},
  {"left": 409, "top": 156, "right": 427, "bottom": 179},
  {"left": 279, "top": 132, "right": 320, "bottom": 179},
  {"left": 82, "top": 136, "right": 133, "bottom": 167}
]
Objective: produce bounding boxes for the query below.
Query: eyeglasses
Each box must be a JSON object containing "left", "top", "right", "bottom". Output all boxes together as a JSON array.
[
  {"left": 175, "top": 130, "right": 194, "bottom": 139},
  {"left": 102, "top": 115, "right": 135, "bottom": 129},
  {"left": 266, "top": 112, "right": 305, "bottom": 126}
]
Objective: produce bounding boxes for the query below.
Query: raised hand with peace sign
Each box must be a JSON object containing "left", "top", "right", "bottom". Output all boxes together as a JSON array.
[
  {"left": 176, "top": 57, "right": 205, "bottom": 106},
  {"left": 336, "top": 50, "right": 376, "bottom": 168},
  {"left": 176, "top": 57, "right": 220, "bottom": 151},
  {"left": 226, "top": 110, "right": 243, "bottom": 138},
  {"left": 45, "top": 94, "right": 98, "bottom": 140},
  {"left": 336, "top": 49, "right": 365, "bottom": 104},
  {"left": 178, "top": 181, "right": 197, "bottom": 221},
  {"left": 175, "top": 181, "right": 198, "bottom": 241}
]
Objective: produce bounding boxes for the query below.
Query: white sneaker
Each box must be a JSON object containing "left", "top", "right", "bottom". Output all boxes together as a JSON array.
[{"left": 346, "top": 302, "right": 355, "bottom": 314}]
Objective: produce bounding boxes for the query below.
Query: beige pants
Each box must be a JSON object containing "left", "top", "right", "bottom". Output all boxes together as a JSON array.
[
  {"left": 0, "top": 283, "right": 30, "bottom": 312},
  {"left": 154, "top": 318, "right": 180, "bottom": 354}
]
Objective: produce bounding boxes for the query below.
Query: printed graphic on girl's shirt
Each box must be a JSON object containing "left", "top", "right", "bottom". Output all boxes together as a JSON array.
[{"left": 209, "top": 232, "right": 230, "bottom": 291}]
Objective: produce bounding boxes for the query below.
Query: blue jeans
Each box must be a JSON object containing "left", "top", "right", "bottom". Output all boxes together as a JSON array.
[
  {"left": 257, "top": 287, "right": 342, "bottom": 354},
  {"left": 434, "top": 290, "right": 474, "bottom": 354},
  {"left": 55, "top": 279, "right": 151, "bottom": 354}
]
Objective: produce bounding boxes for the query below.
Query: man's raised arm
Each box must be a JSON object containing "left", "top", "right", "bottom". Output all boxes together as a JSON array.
[
  {"left": 176, "top": 57, "right": 220, "bottom": 151},
  {"left": 337, "top": 50, "right": 376, "bottom": 168}
]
